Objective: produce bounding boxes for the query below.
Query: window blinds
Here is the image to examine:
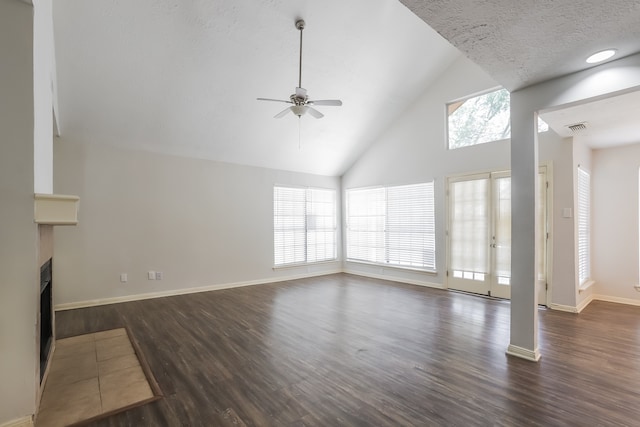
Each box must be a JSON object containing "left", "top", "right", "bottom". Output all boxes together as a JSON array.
[
  {"left": 386, "top": 183, "right": 436, "bottom": 269},
  {"left": 577, "top": 168, "right": 590, "bottom": 284},
  {"left": 450, "top": 178, "right": 489, "bottom": 274},
  {"left": 274, "top": 186, "right": 336, "bottom": 266},
  {"left": 493, "top": 176, "right": 511, "bottom": 281},
  {"left": 346, "top": 182, "right": 436, "bottom": 271},
  {"left": 346, "top": 187, "right": 385, "bottom": 264},
  {"left": 306, "top": 188, "right": 337, "bottom": 263}
]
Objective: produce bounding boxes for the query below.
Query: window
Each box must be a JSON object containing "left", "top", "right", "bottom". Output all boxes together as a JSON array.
[
  {"left": 346, "top": 182, "right": 436, "bottom": 271},
  {"left": 577, "top": 167, "right": 591, "bottom": 285},
  {"left": 274, "top": 186, "right": 336, "bottom": 266},
  {"left": 447, "top": 88, "right": 549, "bottom": 150}
]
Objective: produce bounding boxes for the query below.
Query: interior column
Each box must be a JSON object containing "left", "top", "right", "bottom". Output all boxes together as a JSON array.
[{"left": 507, "top": 91, "right": 540, "bottom": 361}]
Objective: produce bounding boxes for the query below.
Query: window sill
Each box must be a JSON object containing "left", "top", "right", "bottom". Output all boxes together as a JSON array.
[
  {"left": 579, "top": 280, "right": 595, "bottom": 293},
  {"left": 273, "top": 260, "right": 339, "bottom": 270},
  {"left": 345, "top": 259, "right": 437, "bottom": 275}
]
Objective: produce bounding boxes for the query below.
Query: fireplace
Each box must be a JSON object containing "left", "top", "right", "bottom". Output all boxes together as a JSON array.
[{"left": 40, "top": 258, "right": 53, "bottom": 383}]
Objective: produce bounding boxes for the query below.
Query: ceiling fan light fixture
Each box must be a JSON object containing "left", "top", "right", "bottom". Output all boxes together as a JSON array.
[
  {"left": 291, "top": 105, "right": 309, "bottom": 117},
  {"left": 586, "top": 49, "right": 617, "bottom": 64}
]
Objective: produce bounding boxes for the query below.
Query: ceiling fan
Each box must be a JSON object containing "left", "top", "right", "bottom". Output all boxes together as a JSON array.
[{"left": 257, "top": 19, "right": 342, "bottom": 119}]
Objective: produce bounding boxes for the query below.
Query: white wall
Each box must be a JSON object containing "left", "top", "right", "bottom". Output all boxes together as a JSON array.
[
  {"left": 53, "top": 138, "right": 341, "bottom": 307},
  {"left": 342, "top": 55, "right": 577, "bottom": 307},
  {"left": 33, "top": 0, "right": 54, "bottom": 194},
  {"left": 0, "top": 0, "right": 39, "bottom": 424},
  {"left": 592, "top": 143, "right": 640, "bottom": 303}
]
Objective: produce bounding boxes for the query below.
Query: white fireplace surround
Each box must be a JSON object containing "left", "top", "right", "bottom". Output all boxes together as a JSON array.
[{"left": 34, "top": 194, "right": 79, "bottom": 225}]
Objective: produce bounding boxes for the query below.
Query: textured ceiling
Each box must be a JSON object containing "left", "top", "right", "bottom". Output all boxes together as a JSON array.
[
  {"left": 401, "top": 0, "right": 640, "bottom": 91},
  {"left": 53, "top": 0, "right": 460, "bottom": 176}
]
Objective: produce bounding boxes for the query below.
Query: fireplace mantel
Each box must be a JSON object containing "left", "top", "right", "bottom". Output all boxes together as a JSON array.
[{"left": 34, "top": 193, "right": 80, "bottom": 225}]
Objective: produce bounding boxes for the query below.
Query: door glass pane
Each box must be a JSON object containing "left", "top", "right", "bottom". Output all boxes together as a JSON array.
[
  {"left": 494, "top": 177, "right": 511, "bottom": 285},
  {"left": 450, "top": 178, "right": 489, "bottom": 277}
]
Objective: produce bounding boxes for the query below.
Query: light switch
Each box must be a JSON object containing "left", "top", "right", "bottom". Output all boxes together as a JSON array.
[
  {"left": 148, "top": 271, "right": 155, "bottom": 280},
  {"left": 562, "top": 208, "right": 572, "bottom": 218},
  {"left": 120, "top": 273, "right": 127, "bottom": 283}
]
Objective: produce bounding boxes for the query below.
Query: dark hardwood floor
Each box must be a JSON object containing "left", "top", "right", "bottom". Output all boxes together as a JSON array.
[{"left": 56, "top": 274, "right": 640, "bottom": 426}]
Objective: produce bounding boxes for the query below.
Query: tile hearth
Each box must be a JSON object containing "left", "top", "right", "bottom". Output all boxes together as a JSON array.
[{"left": 36, "top": 328, "right": 158, "bottom": 427}]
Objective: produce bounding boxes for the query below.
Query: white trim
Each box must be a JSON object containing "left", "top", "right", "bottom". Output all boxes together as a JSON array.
[
  {"left": 344, "top": 260, "right": 437, "bottom": 275},
  {"left": 548, "top": 293, "right": 640, "bottom": 313},
  {"left": 506, "top": 344, "right": 541, "bottom": 362},
  {"left": 0, "top": 417, "right": 33, "bottom": 427},
  {"left": 578, "top": 279, "right": 595, "bottom": 293},
  {"left": 343, "top": 268, "right": 443, "bottom": 290},
  {"left": 592, "top": 294, "right": 640, "bottom": 307},
  {"left": 576, "top": 293, "right": 596, "bottom": 313},
  {"left": 273, "top": 260, "right": 339, "bottom": 270},
  {"left": 54, "top": 269, "right": 342, "bottom": 311},
  {"left": 548, "top": 303, "right": 579, "bottom": 313}
]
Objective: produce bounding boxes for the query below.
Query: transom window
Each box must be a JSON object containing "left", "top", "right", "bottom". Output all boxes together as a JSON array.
[
  {"left": 346, "top": 182, "right": 436, "bottom": 271},
  {"left": 273, "top": 186, "right": 337, "bottom": 266},
  {"left": 447, "top": 88, "right": 549, "bottom": 150}
]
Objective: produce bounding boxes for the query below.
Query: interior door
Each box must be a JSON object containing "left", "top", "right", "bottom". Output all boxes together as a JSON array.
[{"left": 448, "top": 169, "right": 548, "bottom": 301}]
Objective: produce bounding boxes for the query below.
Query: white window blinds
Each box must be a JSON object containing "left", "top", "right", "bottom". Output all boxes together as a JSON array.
[
  {"left": 346, "top": 182, "right": 436, "bottom": 271},
  {"left": 450, "top": 178, "right": 489, "bottom": 275},
  {"left": 577, "top": 168, "right": 591, "bottom": 285},
  {"left": 346, "top": 187, "right": 385, "bottom": 264},
  {"left": 274, "top": 186, "right": 337, "bottom": 266},
  {"left": 306, "top": 188, "right": 337, "bottom": 263}
]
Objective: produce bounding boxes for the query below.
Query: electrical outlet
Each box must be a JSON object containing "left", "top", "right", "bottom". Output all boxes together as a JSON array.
[
  {"left": 120, "top": 273, "right": 128, "bottom": 283},
  {"left": 148, "top": 271, "right": 155, "bottom": 280},
  {"left": 155, "top": 271, "right": 163, "bottom": 280}
]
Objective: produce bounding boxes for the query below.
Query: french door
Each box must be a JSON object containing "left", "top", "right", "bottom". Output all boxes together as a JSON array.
[{"left": 447, "top": 168, "right": 548, "bottom": 301}]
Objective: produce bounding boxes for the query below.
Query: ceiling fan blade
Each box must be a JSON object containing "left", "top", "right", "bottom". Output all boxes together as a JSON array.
[
  {"left": 307, "top": 107, "right": 324, "bottom": 119},
  {"left": 274, "top": 107, "right": 292, "bottom": 118},
  {"left": 308, "top": 99, "right": 342, "bottom": 106},
  {"left": 295, "top": 87, "right": 307, "bottom": 98},
  {"left": 257, "top": 97, "right": 293, "bottom": 104}
]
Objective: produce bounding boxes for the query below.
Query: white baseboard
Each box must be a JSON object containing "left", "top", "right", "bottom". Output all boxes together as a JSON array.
[
  {"left": 343, "top": 268, "right": 443, "bottom": 290},
  {"left": 591, "top": 294, "right": 640, "bottom": 307},
  {"left": 0, "top": 417, "right": 33, "bottom": 427},
  {"left": 549, "top": 293, "right": 640, "bottom": 314},
  {"left": 548, "top": 303, "right": 579, "bottom": 313},
  {"left": 548, "top": 303, "right": 578, "bottom": 313},
  {"left": 576, "top": 293, "right": 596, "bottom": 313},
  {"left": 506, "top": 344, "right": 541, "bottom": 362},
  {"left": 55, "top": 269, "right": 342, "bottom": 311}
]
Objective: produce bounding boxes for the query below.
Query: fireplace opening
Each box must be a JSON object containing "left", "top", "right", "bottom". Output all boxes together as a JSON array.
[{"left": 40, "top": 258, "right": 53, "bottom": 383}]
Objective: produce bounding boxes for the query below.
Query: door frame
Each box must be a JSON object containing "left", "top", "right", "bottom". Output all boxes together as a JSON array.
[{"left": 445, "top": 164, "right": 553, "bottom": 306}]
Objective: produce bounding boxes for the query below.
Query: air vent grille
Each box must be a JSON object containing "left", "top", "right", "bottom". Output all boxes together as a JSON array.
[{"left": 567, "top": 122, "right": 588, "bottom": 133}]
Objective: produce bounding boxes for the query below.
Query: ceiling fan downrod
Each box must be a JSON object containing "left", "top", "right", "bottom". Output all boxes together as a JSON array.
[{"left": 296, "top": 19, "right": 305, "bottom": 89}]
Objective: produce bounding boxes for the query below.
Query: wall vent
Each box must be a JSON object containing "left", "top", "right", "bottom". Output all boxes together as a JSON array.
[{"left": 567, "top": 122, "right": 588, "bottom": 133}]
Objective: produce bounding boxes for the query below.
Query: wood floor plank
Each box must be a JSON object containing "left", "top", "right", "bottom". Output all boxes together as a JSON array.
[{"left": 55, "top": 273, "right": 640, "bottom": 426}]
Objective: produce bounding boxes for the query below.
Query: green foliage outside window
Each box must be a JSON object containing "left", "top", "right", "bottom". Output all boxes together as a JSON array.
[{"left": 447, "top": 88, "right": 548, "bottom": 149}]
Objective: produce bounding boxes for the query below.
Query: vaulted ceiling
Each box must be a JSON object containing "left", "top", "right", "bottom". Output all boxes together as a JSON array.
[
  {"left": 54, "top": 0, "right": 640, "bottom": 176},
  {"left": 53, "top": 0, "right": 459, "bottom": 176}
]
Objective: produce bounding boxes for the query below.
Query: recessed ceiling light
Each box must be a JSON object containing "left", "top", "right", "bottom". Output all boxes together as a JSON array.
[{"left": 586, "top": 49, "right": 617, "bottom": 64}]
